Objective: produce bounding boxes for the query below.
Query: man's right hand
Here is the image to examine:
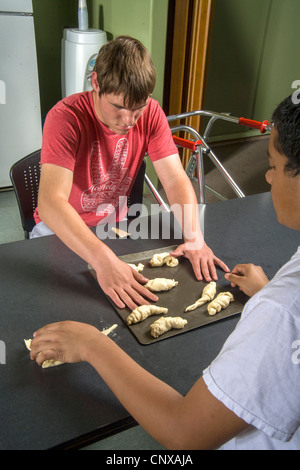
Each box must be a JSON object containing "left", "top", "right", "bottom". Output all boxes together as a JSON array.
[{"left": 95, "top": 254, "right": 158, "bottom": 310}]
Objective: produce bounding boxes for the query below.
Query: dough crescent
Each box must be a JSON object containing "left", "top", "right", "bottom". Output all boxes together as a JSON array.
[
  {"left": 101, "top": 324, "right": 118, "bottom": 336},
  {"left": 149, "top": 253, "right": 179, "bottom": 267},
  {"left": 207, "top": 292, "right": 234, "bottom": 316},
  {"left": 150, "top": 316, "right": 187, "bottom": 338},
  {"left": 145, "top": 278, "right": 178, "bottom": 292},
  {"left": 24, "top": 324, "right": 118, "bottom": 368},
  {"left": 126, "top": 305, "right": 168, "bottom": 325},
  {"left": 128, "top": 263, "right": 144, "bottom": 272},
  {"left": 185, "top": 282, "right": 217, "bottom": 312}
]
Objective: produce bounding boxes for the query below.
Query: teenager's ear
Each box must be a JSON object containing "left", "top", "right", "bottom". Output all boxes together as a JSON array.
[{"left": 91, "top": 72, "right": 100, "bottom": 92}]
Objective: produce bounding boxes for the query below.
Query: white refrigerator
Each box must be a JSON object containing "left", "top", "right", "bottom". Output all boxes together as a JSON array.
[{"left": 0, "top": 0, "right": 42, "bottom": 187}]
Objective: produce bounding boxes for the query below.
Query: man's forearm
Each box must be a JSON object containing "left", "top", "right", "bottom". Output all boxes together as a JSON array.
[
  {"left": 38, "top": 195, "right": 113, "bottom": 270},
  {"left": 167, "top": 178, "right": 204, "bottom": 248},
  {"left": 38, "top": 195, "right": 159, "bottom": 309}
]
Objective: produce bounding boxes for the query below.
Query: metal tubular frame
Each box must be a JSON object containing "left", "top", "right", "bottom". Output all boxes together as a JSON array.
[{"left": 144, "top": 109, "right": 272, "bottom": 209}]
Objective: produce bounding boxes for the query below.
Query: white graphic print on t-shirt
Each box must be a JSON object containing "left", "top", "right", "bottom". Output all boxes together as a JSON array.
[{"left": 81, "top": 138, "right": 132, "bottom": 221}]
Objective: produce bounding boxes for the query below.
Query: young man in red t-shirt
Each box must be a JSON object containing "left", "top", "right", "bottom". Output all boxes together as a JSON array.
[{"left": 33, "top": 35, "right": 229, "bottom": 310}]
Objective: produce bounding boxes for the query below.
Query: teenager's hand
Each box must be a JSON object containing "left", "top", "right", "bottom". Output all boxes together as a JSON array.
[
  {"left": 225, "top": 263, "right": 269, "bottom": 297},
  {"left": 30, "top": 321, "right": 101, "bottom": 365}
]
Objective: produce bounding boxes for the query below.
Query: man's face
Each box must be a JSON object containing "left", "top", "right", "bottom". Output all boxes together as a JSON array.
[
  {"left": 91, "top": 72, "right": 149, "bottom": 134},
  {"left": 265, "top": 128, "right": 300, "bottom": 230},
  {"left": 95, "top": 92, "right": 148, "bottom": 135}
]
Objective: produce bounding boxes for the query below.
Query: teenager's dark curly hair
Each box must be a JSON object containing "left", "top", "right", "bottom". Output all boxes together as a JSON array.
[{"left": 272, "top": 94, "right": 300, "bottom": 176}]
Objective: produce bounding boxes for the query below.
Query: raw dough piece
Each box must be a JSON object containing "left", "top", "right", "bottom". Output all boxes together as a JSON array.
[
  {"left": 185, "top": 281, "right": 217, "bottom": 312},
  {"left": 111, "top": 227, "right": 131, "bottom": 238},
  {"left": 102, "top": 324, "right": 118, "bottom": 335},
  {"left": 150, "top": 316, "right": 188, "bottom": 338},
  {"left": 149, "top": 252, "right": 179, "bottom": 268},
  {"left": 128, "top": 263, "right": 144, "bottom": 272},
  {"left": 126, "top": 305, "right": 168, "bottom": 325},
  {"left": 24, "top": 324, "right": 118, "bottom": 368},
  {"left": 24, "top": 339, "right": 64, "bottom": 369},
  {"left": 207, "top": 292, "right": 234, "bottom": 316},
  {"left": 145, "top": 278, "right": 178, "bottom": 292}
]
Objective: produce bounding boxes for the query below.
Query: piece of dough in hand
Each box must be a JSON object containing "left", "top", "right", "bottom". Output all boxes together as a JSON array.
[
  {"left": 24, "top": 339, "right": 64, "bottom": 369},
  {"left": 150, "top": 316, "right": 187, "bottom": 338},
  {"left": 149, "top": 252, "right": 179, "bottom": 267},
  {"left": 145, "top": 278, "right": 178, "bottom": 292},
  {"left": 207, "top": 292, "right": 234, "bottom": 316},
  {"left": 127, "top": 305, "right": 168, "bottom": 325},
  {"left": 24, "top": 324, "right": 118, "bottom": 368},
  {"left": 185, "top": 281, "right": 217, "bottom": 312}
]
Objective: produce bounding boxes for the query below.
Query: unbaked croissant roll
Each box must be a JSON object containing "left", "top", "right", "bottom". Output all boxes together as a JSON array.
[
  {"left": 126, "top": 305, "right": 168, "bottom": 325},
  {"left": 207, "top": 292, "right": 234, "bottom": 316},
  {"left": 149, "top": 252, "right": 179, "bottom": 267},
  {"left": 185, "top": 281, "right": 217, "bottom": 312},
  {"left": 150, "top": 316, "right": 188, "bottom": 338},
  {"left": 145, "top": 278, "right": 178, "bottom": 292},
  {"left": 128, "top": 262, "right": 144, "bottom": 272}
]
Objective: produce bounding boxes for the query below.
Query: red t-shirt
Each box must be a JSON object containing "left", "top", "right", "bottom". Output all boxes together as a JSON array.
[{"left": 34, "top": 92, "right": 177, "bottom": 226}]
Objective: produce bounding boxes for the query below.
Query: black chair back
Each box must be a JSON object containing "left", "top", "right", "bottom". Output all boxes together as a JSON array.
[
  {"left": 10, "top": 150, "right": 41, "bottom": 239},
  {"left": 10, "top": 151, "right": 146, "bottom": 238}
]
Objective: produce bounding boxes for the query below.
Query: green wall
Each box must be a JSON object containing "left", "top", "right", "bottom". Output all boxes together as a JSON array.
[
  {"left": 32, "top": 0, "right": 77, "bottom": 115},
  {"left": 253, "top": 0, "right": 300, "bottom": 121},
  {"left": 204, "top": 0, "right": 300, "bottom": 140}
]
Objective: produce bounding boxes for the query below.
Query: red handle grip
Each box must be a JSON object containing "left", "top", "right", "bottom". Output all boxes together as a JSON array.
[
  {"left": 172, "top": 135, "right": 203, "bottom": 151},
  {"left": 239, "top": 118, "right": 270, "bottom": 134}
]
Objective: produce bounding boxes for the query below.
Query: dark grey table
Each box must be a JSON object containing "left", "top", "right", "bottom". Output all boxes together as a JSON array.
[{"left": 0, "top": 193, "right": 298, "bottom": 450}]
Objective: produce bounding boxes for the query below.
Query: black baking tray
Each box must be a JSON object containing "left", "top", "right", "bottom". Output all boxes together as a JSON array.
[{"left": 89, "top": 245, "right": 244, "bottom": 345}]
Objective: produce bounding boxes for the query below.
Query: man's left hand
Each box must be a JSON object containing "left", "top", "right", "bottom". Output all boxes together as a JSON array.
[{"left": 171, "top": 242, "right": 230, "bottom": 282}]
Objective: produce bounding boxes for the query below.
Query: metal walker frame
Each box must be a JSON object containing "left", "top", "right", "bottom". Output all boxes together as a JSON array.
[{"left": 145, "top": 110, "right": 272, "bottom": 211}]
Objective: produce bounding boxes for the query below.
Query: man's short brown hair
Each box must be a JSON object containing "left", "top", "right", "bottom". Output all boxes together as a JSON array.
[{"left": 93, "top": 35, "right": 156, "bottom": 108}]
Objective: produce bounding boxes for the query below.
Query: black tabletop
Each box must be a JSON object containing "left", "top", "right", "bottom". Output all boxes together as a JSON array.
[{"left": 0, "top": 192, "right": 298, "bottom": 450}]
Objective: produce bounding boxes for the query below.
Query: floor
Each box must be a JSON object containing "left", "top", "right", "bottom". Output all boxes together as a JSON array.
[
  {"left": 0, "top": 135, "right": 270, "bottom": 450},
  {"left": 0, "top": 188, "right": 24, "bottom": 243}
]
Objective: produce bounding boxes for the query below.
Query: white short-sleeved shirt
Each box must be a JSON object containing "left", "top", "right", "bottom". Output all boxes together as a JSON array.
[{"left": 203, "top": 247, "right": 300, "bottom": 450}]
